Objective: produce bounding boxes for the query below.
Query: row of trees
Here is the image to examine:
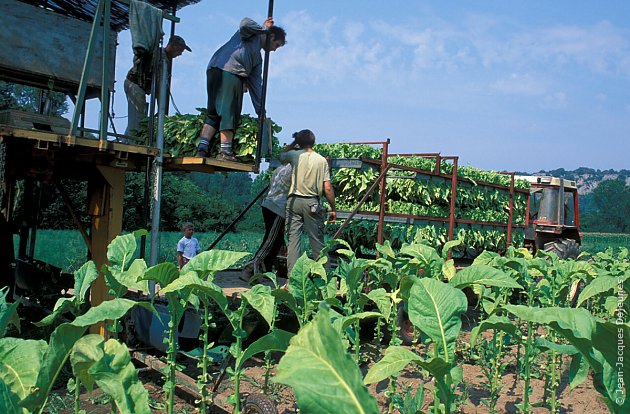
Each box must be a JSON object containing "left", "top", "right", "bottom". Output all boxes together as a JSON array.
[
  {"left": 580, "top": 179, "right": 630, "bottom": 233},
  {"left": 36, "top": 172, "right": 268, "bottom": 234}
]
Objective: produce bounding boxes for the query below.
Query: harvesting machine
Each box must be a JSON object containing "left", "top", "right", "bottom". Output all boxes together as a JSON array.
[{"left": 518, "top": 175, "right": 581, "bottom": 259}]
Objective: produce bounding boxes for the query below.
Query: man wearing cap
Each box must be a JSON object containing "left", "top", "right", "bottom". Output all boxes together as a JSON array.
[
  {"left": 280, "top": 129, "right": 336, "bottom": 275},
  {"left": 124, "top": 35, "right": 191, "bottom": 137},
  {"left": 194, "top": 17, "right": 286, "bottom": 162}
]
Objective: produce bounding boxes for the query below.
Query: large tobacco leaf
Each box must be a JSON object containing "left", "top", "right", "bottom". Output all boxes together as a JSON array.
[{"left": 274, "top": 306, "right": 379, "bottom": 414}]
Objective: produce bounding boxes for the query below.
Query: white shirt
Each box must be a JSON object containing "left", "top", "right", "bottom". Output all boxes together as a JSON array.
[{"left": 177, "top": 236, "right": 200, "bottom": 260}]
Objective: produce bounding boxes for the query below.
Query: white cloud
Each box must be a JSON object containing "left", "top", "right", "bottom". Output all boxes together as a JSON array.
[
  {"left": 541, "top": 92, "right": 568, "bottom": 109},
  {"left": 491, "top": 73, "right": 547, "bottom": 96}
]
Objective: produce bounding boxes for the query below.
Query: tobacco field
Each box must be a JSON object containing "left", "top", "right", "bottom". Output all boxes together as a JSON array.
[{"left": 1, "top": 228, "right": 628, "bottom": 413}]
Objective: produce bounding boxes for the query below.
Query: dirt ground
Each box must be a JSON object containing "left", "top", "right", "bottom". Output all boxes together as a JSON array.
[{"left": 49, "top": 332, "right": 608, "bottom": 414}]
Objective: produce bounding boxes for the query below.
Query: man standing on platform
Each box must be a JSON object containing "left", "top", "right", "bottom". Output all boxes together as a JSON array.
[
  {"left": 124, "top": 35, "right": 191, "bottom": 137},
  {"left": 194, "top": 17, "right": 286, "bottom": 162}
]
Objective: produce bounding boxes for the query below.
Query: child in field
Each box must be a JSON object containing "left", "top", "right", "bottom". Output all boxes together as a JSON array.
[{"left": 177, "top": 222, "right": 201, "bottom": 269}]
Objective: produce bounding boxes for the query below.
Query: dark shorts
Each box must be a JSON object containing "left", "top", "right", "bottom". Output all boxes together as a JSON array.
[{"left": 205, "top": 67, "right": 244, "bottom": 132}]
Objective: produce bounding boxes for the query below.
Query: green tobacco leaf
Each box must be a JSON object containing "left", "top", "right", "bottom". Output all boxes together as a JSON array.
[
  {"left": 141, "top": 262, "right": 180, "bottom": 288},
  {"left": 591, "top": 320, "right": 630, "bottom": 410},
  {"left": 341, "top": 312, "right": 382, "bottom": 331},
  {"left": 235, "top": 329, "right": 294, "bottom": 371},
  {"left": 364, "top": 346, "right": 422, "bottom": 384},
  {"left": 535, "top": 338, "right": 578, "bottom": 355},
  {"left": 75, "top": 261, "right": 99, "bottom": 303},
  {"left": 288, "top": 254, "right": 319, "bottom": 311},
  {"left": 577, "top": 275, "right": 626, "bottom": 307},
  {"left": 272, "top": 288, "right": 298, "bottom": 316},
  {"left": 181, "top": 250, "right": 250, "bottom": 279},
  {"left": 367, "top": 288, "right": 393, "bottom": 322},
  {"left": 0, "top": 337, "right": 47, "bottom": 413},
  {"left": 242, "top": 284, "right": 275, "bottom": 328},
  {"left": 274, "top": 307, "right": 379, "bottom": 414},
  {"left": 107, "top": 233, "right": 141, "bottom": 271},
  {"left": 450, "top": 264, "right": 522, "bottom": 290},
  {"left": 33, "top": 297, "right": 74, "bottom": 327},
  {"left": 400, "top": 243, "right": 443, "bottom": 279},
  {"left": 70, "top": 334, "right": 104, "bottom": 392},
  {"left": 408, "top": 278, "right": 467, "bottom": 362},
  {"left": 441, "top": 239, "right": 462, "bottom": 260},
  {"left": 503, "top": 305, "right": 604, "bottom": 374},
  {"left": 442, "top": 259, "right": 457, "bottom": 281},
  {"left": 569, "top": 353, "right": 590, "bottom": 390},
  {"left": 88, "top": 339, "right": 151, "bottom": 414},
  {"left": 159, "top": 272, "right": 228, "bottom": 311},
  {"left": 108, "top": 259, "right": 149, "bottom": 295},
  {"left": 469, "top": 315, "right": 519, "bottom": 346},
  {"left": 0, "top": 287, "right": 20, "bottom": 338},
  {"left": 21, "top": 299, "right": 155, "bottom": 411}
]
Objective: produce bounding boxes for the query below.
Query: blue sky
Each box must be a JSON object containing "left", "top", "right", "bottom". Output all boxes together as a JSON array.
[{"left": 86, "top": 0, "right": 630, "bottom": 173}]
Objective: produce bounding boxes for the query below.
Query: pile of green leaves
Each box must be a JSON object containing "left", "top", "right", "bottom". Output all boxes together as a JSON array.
[
  {"left": 319, "top": 143, "right": 530, "bottom": 257},
  {"left": 135, "top": 109, "right": 281, "bottom": 161}
]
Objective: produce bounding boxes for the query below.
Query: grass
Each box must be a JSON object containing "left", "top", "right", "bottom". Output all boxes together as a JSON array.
[
  {"left": 14, "top": 230, "right": 263, "bottom": 273},
  {"left": 13, "top": 230, "right": 629, "bottom": 274},
  {"left": 581, "top": 232, "right": 630, "bottom": 255}
]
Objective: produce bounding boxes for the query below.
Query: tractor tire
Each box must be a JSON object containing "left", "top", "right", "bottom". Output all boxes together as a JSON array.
[
  {"left": 544, "top": 238, "right": 580, "bottom": 260},
  {"left": 243, "top": 393, "right": 278, "bottom": 414},
  {"left": 395, "top": 302, "right": 415, "bottom": 345}
]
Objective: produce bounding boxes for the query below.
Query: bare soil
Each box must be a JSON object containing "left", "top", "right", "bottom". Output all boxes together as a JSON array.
[{"left": 49, "top": 340, "right": 608, "bottom": 414}]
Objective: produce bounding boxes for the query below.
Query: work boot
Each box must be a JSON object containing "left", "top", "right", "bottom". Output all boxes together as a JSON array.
[
  {"left": 216, "top": 151, "right": 239, "bottom": 162},
  {"left": 239, "top": 262, "right": 255, "bottom": 283},
  {"left": 194, "top": 147, "right": 208, "bottom": 158}
]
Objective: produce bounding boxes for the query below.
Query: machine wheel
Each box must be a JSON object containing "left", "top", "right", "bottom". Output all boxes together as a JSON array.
[
  {"left": 544, "top": 238, "right": 580, "bottom": 260},
  {"left": 243, "top": 393, "right": 278, "bottom": 414},
  {"left": 395, "top": 302, "right": 415, "bottom": 345}
]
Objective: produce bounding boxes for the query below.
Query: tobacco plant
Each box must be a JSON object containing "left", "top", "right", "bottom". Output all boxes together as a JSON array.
[
  {"left": 274, "top": 304, "right": 379, "bottom": 414},
  {"left": 366, "top": 277, "right": 468, "bottom": 414},
  {"left": 159, "top": 264, "right": 293, "bottom": 414},
  {"left": 0, "top": 298, "right": 155, "bottom": 413}
]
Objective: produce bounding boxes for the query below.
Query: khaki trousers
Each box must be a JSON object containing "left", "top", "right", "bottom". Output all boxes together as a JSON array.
[{"left": 285, "top": 195, "right": 324, "bottom": 276}]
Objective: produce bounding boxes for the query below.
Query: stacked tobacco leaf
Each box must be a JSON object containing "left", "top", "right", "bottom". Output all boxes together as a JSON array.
[
  {"left": 316, "top": 143, "right": 530, "bottom": 258},
  {"left": 134, "top": 109, "right": 281, "bottom": 162}
]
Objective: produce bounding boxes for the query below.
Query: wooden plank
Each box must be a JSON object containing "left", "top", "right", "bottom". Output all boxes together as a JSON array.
[
  {"left": 0, "top": 126, "right": 159, "bottom": 156},
  {"left": 88, "top": 166, "right": 125, "bottom": 336},
  {"left": 165, "top": 156, "right": 255, "bottom": 173},
  {"left": 132, "top": 351, "right": 201, "bottom": 399}
]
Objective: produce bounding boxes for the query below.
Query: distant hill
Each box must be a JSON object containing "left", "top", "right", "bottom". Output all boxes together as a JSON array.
[{"left": 517, "top": 167, "right": 630, "bottom": 195}]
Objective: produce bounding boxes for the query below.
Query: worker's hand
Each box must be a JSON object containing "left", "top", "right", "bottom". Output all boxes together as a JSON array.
[
  {"left": 264, "top": 17, "right": 274, "bottom": 27},
  {"left": 328, "top": 211, "right": 337, "bottom": 222}
]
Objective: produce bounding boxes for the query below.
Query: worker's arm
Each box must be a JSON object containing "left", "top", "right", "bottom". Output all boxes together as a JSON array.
[
  {"left": 177, "top": 251, "right": 184, "bottom": 269},
  {"left": 323, "top": 180, "right": 336, "bottom": 222},
  {"left": 239, "top": 17, "right": 271, "bottom": 40}
]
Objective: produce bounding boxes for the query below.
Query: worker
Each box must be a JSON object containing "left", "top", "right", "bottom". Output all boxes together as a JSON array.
[
  {"left": 194, "top": 17, "right": 286, "bottom": 162},
  {"left": 124, "top": 35, "right": 191, "bottom": 137},
  {"left": 240, "top": 161, "right": 293, "bottom": 282},
  {"left": 280, "top": 129, "right": 336, "bottom": 275}
]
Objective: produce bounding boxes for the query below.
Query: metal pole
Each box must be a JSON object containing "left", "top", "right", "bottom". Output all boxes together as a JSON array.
[
  {"left": 254, "top": 0, "right": 275, "bottom": 172},
  {"left": 448, "top": 157, "right": 458, "bottom": 245},
  {"left": 98, "top": 0, "right": 112, "bottom": 149},
  {"left": 149, "top": 55, "right": 169, "bottom": 274},
  {"left": 376, "top": 139, "right": 390, "bottom": 245},
  {"left": 506, "top": 173, "right": 515, "bottom": 247},
  {"left": 70, "top": 0, "right": 105, "bottom": 137}
]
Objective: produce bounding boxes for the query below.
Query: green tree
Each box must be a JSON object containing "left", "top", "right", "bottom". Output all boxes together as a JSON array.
[
  {"left": 0, "top": 81, "right": 68, "bottom": 116},
  {"left": 581, "top": 179, "right": 630, "bottom": 233}
]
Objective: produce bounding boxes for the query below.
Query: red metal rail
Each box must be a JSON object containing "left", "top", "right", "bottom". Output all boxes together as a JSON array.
[{"left": 330, "top": 142, "right": 527, "bottom": 251}]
